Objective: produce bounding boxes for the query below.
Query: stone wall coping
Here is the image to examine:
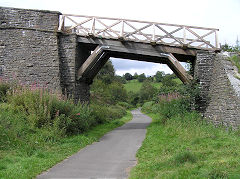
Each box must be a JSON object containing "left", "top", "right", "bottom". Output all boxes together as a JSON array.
[{"left": 0, "top": 6, "right": 62, "bottom": 15}]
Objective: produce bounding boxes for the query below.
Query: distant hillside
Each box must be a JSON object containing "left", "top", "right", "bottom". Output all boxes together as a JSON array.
[{"left": 124, "top": 78, "right": 182, "bottom": 93}]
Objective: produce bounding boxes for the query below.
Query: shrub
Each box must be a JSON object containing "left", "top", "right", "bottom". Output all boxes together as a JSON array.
[
  {"left": 139, "top": 81, "right": 157, "bottom": 104},
  {"left": 127, "top": 91, "right": 139, "bottom": 106},
  {"left": 108, "top": 82, "right": 128, "bottom": 103},
  {"left": 141, "top": 101, "right": 155, "bottom": 112},
  {"left": 6, "top": 87, "right": 97, "bottom": 136},
  {"left": 90, "top": 104, "right": 109, "bottom": 124},
  {"left": 107, "top": 105, "right": 126, "bottom": 120},
  {"left": 0, "top": 80, "right": 10, "bottom": 102},
  {"left": 117, "top": 101, "right": 133, "bottom": 109}
]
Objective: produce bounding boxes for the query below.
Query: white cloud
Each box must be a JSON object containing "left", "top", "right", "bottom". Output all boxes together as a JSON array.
[{"left": 111, "top": 58, "right": 173, "bottom": 76}]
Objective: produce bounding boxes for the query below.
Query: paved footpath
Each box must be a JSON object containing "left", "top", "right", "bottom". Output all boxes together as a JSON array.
[{"left": 37, "top": 109, "right": 151, "bottom": 179}]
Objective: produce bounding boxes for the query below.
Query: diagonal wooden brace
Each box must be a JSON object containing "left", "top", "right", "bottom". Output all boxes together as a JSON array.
[
  {"left": 167, "top": 53, "right": 193, "bottom": 83},
  {"left": 77, "top": 45, "right": 109, "bottom": 80}
]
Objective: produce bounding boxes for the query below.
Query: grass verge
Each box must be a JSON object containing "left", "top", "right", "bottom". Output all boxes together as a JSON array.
[
  {"left": 0, "top": 111, "right": 132, "bottom": 179},
  {"left": 129, "top": 112, "right": 240, "bottom": 178},
  {"left": 229, "top": 55, "right": 240, "bottom": 73},
  {"left": 124, "top": 79, "right": 182, "bottom": 93}
]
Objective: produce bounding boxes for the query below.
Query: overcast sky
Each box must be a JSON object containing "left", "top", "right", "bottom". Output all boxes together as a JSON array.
[{"left": 1, "top": 0, "right": 239, "bottom": 76}]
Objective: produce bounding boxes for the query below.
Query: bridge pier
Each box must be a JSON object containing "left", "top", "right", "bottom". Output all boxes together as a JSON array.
[
  {"left": 58, "top": 34, "right": 91, "bottom": 103},
  {"left": 194, "top": 51, "right": 215, "bottom": 113}
]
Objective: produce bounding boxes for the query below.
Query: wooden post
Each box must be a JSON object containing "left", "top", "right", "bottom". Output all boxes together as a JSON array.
[
  {"left": 167, "top": 53, "right": 193, "bottom": 83},
  {"left": 77, "top": 45, "right": 110, "bottom": 80},
  {"left": 120, "top": 20, "right": 124, "bottom": 37},
  {"left": 152, "top": 24, "right": 156, "bottom": 41},
  {"left": 215, "top": 31, "right": 219, "bottom": 49},
  {"left": 183, "top": 26, "right": 186, "bottom": 44},
  {"left": 91, "top": 18, "right": 96, "bottom": 35},
  {"left": 58, "top": 15, "right": 65, "bottom": 31}
]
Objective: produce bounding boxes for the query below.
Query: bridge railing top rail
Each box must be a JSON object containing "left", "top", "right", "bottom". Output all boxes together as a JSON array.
[{"left": 58, "top": 14, "right": 220, "bottom": 51}]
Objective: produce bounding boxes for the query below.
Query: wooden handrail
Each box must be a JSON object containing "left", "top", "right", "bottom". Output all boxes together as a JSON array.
[{"left": 59, "top": 14, "right": 220, "bottom": 50}]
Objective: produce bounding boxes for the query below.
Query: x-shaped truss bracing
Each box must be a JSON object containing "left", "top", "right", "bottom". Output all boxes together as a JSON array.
[{"left": 58, "top": 14, "right": 219, "bottom": 51}]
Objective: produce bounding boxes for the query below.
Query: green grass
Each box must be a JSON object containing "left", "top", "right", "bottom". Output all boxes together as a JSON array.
[
  {"left": 230, "top": 55, "right": 240, "bottom": 73},
  {"left": 124, "top": 79, "right": 143, "bottom": 92},
  {"left": 129, "top": 112, "right": 240, "bottom": 178},
  {"left": 124, "top": 79, "right": 182, "bottom": 93},
  {"left": 0, "top": 111, "right": 132, "bottom": 179}
]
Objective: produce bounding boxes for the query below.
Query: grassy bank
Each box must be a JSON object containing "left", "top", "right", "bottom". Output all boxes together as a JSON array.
[
  {"left": 129, "top": 111, "right": 240, "bottom": 178},
  {"left": 0, "top": 111, "right": 132, "bottom": 179},
  {"left": 124, "top": 79, "right": 182, "bottom": 93}
]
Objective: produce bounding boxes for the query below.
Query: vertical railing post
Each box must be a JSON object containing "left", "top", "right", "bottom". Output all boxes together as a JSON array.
[
  {"left": 215, "top": 30, "right": 219, "bottom": 49},
  {"left": 183, "top": 26, "right": 186, "bottom": 44},
  {"left": 58, "top": 15, "right": 65, "bottom": 31},
  {"left": 91, "top": 18, "right": 96, "bottom": 35},
  {"left": 152, "top": 24, "right": 156, "bottom": 42},
  {"left": 120, "top": 20, "right": 124, "bottom": 37}
]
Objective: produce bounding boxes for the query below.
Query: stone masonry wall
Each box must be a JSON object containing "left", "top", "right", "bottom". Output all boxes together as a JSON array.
[
  {"left": 204, "top": 54, "right": 240, "bottom": 128},
  {"left": 0, "top": 7, "right": 61, "bottom": 89},
  {"left": 194, "top": 51, "right": 215, "bottom": 113},
  {"left": 58, "top": 34, "right": 90, "bottom": 102},
  {"left": 0, "top": 6, "right": 90, "bottom": 102}
]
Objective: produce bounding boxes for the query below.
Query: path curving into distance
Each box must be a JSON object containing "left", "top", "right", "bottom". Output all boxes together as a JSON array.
[{"left": 37, "top": 109, "right": 152, "bottom": 179}]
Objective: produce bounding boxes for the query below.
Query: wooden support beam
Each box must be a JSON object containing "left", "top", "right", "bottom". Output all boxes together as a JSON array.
[
  {"left": 167, "top": 53, "right": 193, "bottom": 83},
  {"left": 86, "top": 53, "right": 110, "bottom": 81},
  {"left": 77, "top": 45, "right": 109, "bottom": 80}
]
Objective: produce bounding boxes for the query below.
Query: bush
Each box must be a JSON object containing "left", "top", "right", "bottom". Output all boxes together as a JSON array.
[
  {"left": 108, "top": 82, "right": 128, "bottom": 103},
  {"left": 139, "top": 81, "right": 157, "bottom": 104},
  {"left": 127, "top": 91, "right": 140, "bottom": 106},
  {"left": 6, "top": 87, "right": 97, "bottom": 136},
  {"left": 91, "top": 104, "right": 109, "bottom": 124},
  {"left": 0, "top": 80, "right": 10, "bottom": 102},
  {"left": 91, "top": 104, "right": 127, "bottom": 123},
  {"left": 107, "top": 105, "right": 127, "bottom": 120},
  {"left": 117, "top": 101, "right": 133, "bottom": 109},
  {"left": 141, "top": 101, "right": 155, "bottom": 112}
]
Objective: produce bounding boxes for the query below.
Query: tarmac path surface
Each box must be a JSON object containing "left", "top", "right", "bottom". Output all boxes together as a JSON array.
[{"left": 37, "top": 109, "right": 152, "bottom": 179}]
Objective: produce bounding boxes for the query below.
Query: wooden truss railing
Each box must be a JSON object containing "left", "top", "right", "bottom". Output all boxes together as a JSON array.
[{"left": 58, "top": 14, "right": 220, "bottom": 50}]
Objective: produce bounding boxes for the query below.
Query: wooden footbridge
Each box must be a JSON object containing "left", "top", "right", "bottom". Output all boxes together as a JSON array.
[{"left": 58, "top": 14, "right": 219, "bottom": 83}]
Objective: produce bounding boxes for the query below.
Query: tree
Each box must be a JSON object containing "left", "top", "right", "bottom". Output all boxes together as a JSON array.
[
  {"left": 124, "top": 73, "right": 133, "bottom": 81},
  {"left": 133, "top": 72, "right": 138, "bottom": 79},
  {"left": 108, "top": 82, "right": 128, "bottom": 103},
  {"left": 138, "top": 73, "right": 146, "bottom": 82},
  {"left": 139, "top": 80, "right": 157, "bottom": 103},
  {"left": 162, "top": 75, "right": 178, "bottom": 87},
  {"left": 146, "top": 76, "right": 154, "bottom": 82},
  {"left": 96, "top": 60, "right": 115, "bottom": 84},
  {"left": 114, "top": 75, "right": 126, "bottom": 84},
  {"left": 155, "top": 71, "right": 165, "bottom": 82}
]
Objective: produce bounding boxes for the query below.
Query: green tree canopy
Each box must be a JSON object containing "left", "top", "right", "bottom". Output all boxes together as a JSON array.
[
  {"left": 138, "top": 73, "right": 146, "bottom": 82},
  {"left": 124, "top": 73, "right": 133, "bottom": 81},
  {"left": 96, "top": 60, "right": 115, "bottom": 84},
  {"left": 139, "top": 80, "right": 157, "bottom": 103},
  {"left": 155, "top": 71, "right": 165, "bottom": 82}
]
